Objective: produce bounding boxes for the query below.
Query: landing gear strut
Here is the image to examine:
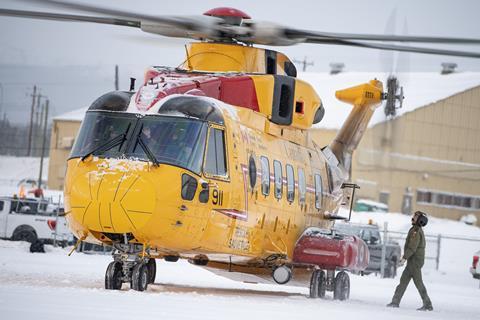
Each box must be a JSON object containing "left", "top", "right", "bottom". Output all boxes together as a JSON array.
[
  {"left": 309, "top": 269, "right": 350, "bottom": 301},
  {"left": 104, "top": 244, "right": 157, "bottom": 291}
]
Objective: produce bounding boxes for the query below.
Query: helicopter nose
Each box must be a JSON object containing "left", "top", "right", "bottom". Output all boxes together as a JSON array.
[{"left": 68, "top": 162, "right": 156, "bottom": 234}]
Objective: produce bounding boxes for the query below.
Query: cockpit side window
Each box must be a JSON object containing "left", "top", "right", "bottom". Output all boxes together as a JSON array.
[{"left": 204, "top": 127, "right": 227, "bottom": 177}]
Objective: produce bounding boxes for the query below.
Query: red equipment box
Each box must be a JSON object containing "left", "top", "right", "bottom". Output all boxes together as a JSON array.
[{"left": 293, "top": 228, "right": 369, "bottom": 271}]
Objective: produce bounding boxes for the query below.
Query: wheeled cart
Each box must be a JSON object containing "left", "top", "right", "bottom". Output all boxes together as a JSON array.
[{"left": 293, "top": 227, "right": 370, "bottom": 300}]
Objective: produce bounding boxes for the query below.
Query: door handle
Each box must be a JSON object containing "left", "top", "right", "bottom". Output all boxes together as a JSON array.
[{"left": 179, "top": 205, "right": 188, "bottom": 211}]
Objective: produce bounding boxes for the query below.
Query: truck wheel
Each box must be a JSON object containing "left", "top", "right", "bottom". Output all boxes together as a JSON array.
[
  {"left": 12, "top": 227, "right": 37, "bottom": 243},
  {"left": 131, "top": 263, "right": 148, "bottom": 292},
  {"left": 333, "top": 271, "right": 350, "bottom": 301},
  {"left": 146, "top": 258, "right": 156, "bottom": 284},
  {"left": 105, "top": 261, "right": 123, "bottom": 290}
]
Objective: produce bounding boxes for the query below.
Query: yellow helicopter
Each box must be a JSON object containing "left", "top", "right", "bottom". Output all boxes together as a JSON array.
[{"left": 2, "top": 0, "right": 480, "bottom": 299}]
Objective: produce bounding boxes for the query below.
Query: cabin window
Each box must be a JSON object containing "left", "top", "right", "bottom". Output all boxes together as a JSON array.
[
  {"left": 274, "top": 160, "right": 283, "bottom": 199},
  {"left": 315, "top": 174, "right": 323, "bottom": 209},
  {"left": 0, "top": 201, "right": 3, "bottom": 211},
  {"left": 181, "top": 174, "right": 197, "bottom": 201},
  {"left": 248, "top": 155, "right": 257, "bottom": 189},
  {"left": 204, "top": 127, "right": 227, "bottom": 177},
  {"left": 286, "top": 164, "right": 295, "bottom": 203},
  {"left": 260, "top": 156, "right": 270, "bottom": 196},
  {"left": 298, "top": 168, "right": 306, "bottom": 204}
]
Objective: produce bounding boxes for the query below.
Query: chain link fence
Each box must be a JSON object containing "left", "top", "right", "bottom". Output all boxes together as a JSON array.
[{"left": 378, "top": 222, "right": 480, "bottom": 277}]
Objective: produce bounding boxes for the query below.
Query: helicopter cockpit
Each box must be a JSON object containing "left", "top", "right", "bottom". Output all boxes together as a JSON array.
[{"left": 70, "top": 95, "right": 226, "bottom": 175}]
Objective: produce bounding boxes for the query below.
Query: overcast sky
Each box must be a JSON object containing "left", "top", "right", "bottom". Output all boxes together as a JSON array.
[{"left": 0, "top": 0, "right": 479, "bottom": 123}]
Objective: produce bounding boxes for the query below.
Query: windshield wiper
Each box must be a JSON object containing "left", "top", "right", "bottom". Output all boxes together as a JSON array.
[
  {"left": 81, "top": 124, "right": 131, "bottom": 161},
  {"left": 137, "top": 135, "right": 160, "bottom": 167}
]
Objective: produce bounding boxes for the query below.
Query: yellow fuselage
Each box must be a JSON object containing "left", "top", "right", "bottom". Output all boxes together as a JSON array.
[{"left": 64, "top": 107, "right": 339, "bottom": 264}]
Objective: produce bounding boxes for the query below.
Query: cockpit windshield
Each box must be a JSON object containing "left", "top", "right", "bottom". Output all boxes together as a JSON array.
[
  {"left": 71, "top": 112, "right": 132, "bottom": 159},
  {"left": 130, "top": 117, "right": 207, "bottom": 174},
  {"left": 70, "top": 111, "right": 208, "bottom": 175}
]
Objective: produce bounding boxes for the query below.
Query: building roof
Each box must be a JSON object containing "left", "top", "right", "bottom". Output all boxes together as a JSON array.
[
  {"left": 53, "top": 107, "right": 88, "bottom": 122},
  {"left": 299, "top": 72, "right": 480, "bottom": 129}
]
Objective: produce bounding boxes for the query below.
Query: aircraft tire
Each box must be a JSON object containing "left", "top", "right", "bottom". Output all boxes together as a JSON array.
[
  {"left": 105, "top": 261, "right": 123, "bottom": 290},
  {"left": 146, "top": 258, "right": 156, "bottom": 284},
  {"left": 131, "top": 263, "right": 148, "bottom": 292},
  {"left": 309, "top": 270, "right": 326, "bottom": 299},
  {"left": 333, "top": 271, "right": 350, "bottom": 301}
]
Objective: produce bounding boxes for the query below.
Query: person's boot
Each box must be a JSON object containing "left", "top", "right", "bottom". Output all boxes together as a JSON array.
[
  {"left": 386, "top": 302, "right": 399, "bottom": 308},
  {"left": 417, "top": 305, "right": 433, "bottom": 311}
]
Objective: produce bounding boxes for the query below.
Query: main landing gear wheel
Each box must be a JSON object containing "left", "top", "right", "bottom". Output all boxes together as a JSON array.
[
  {"left": 146, "top": 258, "right": 156, "bottom": 284},
  {"left": 105, "top": 261, "right": 123, "bottom": 290},
  {"left": 131, "top": 263, "right": 149, "bottom": 292},
  {"left": 309, "top": 270, "right": 326, "bottom": 299},
  {"left": 333, "top": 271, "right": 350, "bottom": 301}
]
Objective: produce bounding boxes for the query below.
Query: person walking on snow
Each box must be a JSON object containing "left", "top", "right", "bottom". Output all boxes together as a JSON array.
[{"left": 387, "top": 211, "right": 433, "bottom": 311}]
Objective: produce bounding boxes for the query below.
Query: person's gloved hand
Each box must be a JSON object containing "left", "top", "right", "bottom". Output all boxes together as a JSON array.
[{"left": 398, "top": 258, "right": 406, "bottom": 267}]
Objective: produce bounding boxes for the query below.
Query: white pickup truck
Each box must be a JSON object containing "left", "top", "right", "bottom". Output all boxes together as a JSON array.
[{"left": 0, "top": 196, "right": 72, "bottom": 248}]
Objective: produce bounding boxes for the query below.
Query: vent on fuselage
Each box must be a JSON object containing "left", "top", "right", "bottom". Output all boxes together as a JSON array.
[{"left": 270, "top": 75, "right": 295, "bottom": 125}]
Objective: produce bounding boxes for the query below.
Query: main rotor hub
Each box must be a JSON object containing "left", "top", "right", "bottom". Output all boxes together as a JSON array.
[{"left": 203, "top": 7, "right": 251, "bottom": 26}]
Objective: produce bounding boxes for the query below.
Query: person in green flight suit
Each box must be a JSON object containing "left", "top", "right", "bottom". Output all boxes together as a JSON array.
[{"left": 387, "top": 211, "right": 433, "bottom": 311}]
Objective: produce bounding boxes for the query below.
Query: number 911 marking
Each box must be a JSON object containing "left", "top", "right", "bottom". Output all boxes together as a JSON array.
[{"left": 212, "top": 189, "right": 223, "bottom": 205}]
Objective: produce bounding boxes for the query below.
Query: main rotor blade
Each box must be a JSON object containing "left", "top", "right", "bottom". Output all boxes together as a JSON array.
[
  {"left": 19, "top": 0, "right": 196, "bottom": 30},
  {"left": 284, "top": 30, "right": 480, "bottom": 58},
  {"left": 0, "top": 8, "right": 140, "bottom": 28},
  {"left": 289, "top": 29, "right": 480, "bottom": 44},
  {"left": 306, "top": 37, "right": 480, "bottom": 58}
]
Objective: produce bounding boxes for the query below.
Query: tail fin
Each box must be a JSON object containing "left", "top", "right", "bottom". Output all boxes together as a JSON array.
[{"left": 328, "top": 79, "right": 384, "bottom": 180}]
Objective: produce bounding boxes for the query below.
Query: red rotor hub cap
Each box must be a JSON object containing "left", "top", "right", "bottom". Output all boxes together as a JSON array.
[{"left": 203, "top": 7, "right": 251, "bottom": 19}]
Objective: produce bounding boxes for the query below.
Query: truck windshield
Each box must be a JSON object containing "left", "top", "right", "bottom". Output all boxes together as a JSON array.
[{"left": 129, "top": 116, "right": 207, "bottom": 174}]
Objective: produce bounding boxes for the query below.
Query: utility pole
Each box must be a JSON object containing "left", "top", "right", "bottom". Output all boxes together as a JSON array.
[
  {"left": 27, "top": 85, "right": 37, "bottom": 156},
  {"left": 38, "top": 99, "right": 49, "bottom": 192},
  {"left": 293, "top": 56, "right": 314, "bottom": 72},
  {"left": 34, "top": 93, "right": 43, "bottom": 156},
  {"left": 115, "top": 64, "right": 119, "bottom": 91}
]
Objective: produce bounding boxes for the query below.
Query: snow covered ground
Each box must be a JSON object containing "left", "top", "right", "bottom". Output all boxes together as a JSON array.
[{"left": 1, "top": 212, "right": 479, "bottom": 320}]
